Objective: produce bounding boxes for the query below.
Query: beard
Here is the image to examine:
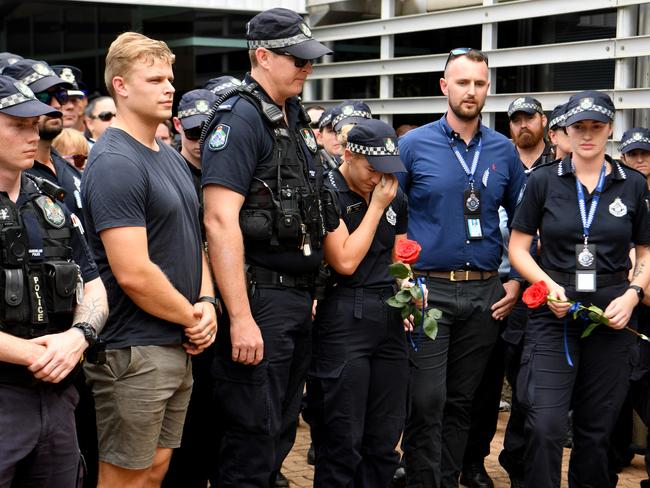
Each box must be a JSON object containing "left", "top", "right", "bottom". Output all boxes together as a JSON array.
[
  {"left": 514, "top": 128, "right": 544, "bottom": 150},
  {"left": 38, "top": 118, "right": 63, "bottom": 141},
  {"left": 449, "top": 97, "right": 485, "bottom": 121}
]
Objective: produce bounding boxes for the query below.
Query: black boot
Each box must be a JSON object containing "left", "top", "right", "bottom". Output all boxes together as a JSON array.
[{"left": 459, "top": 462, "right": 494, "bottom": 488}]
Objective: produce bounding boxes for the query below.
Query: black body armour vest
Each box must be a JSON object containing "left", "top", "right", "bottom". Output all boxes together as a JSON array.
[
  {"left": 201, "top": 83, "right": 339, "bottom": 256},
  {"left": 0, "top": 174, "right": 80, "bottom": 340}
]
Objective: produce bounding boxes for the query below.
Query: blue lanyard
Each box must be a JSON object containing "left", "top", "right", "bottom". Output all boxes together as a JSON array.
[
  {"left": 440, "top": 121, "right": 482, "bottom": 188},
  {"left": 573, "top": 161, "right": 607, "bottom": 245}
]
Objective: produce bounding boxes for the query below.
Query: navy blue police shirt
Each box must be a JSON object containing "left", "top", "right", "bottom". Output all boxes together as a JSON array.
[
  {"left": 201, "top": 74, "right": 323, "bottom": 275},
  {"left": 397, "top": 115, "right": 526, "bottom": 271},
  {"left": 28, "top": 149, "right": 85, "bottom": 227},
  {"left": 81, "top": 127, "right": 203, "bottom": 349},
  {"left": 512, "top": 156, "right": 650, "bottom": 273},
  {"left": 325, "top": 169, "right": 408, "bottom": 288}
]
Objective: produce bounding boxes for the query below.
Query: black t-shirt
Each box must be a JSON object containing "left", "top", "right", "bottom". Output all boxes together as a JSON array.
[
  {"left": 201, "top": 74, "right": 323, "bottom": 275},
  {"left": 82, "top": 127, "right": 203, "bottom": 349},
  {"left": 325, "top": 169, "right": 408, "bottom": 288},
  {"left": 28, "top": 149, "right": 85, "bottom": 226},
  {"left": 512, "top": 156, "right": 650, "bottom": 273}
]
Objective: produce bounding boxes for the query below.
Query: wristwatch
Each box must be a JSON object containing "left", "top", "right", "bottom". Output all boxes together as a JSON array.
[
  {"left": 198, "top": 296, "right": 217, "bottom": 306},
  {"left": 72, "top": 322, "right": 98, "bottom": 347},
  {"left": 627, "top": 285, "right": 645, "bottom": 302}
]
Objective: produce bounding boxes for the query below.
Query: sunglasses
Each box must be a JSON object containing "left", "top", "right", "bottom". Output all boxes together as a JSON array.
[
  {"left": 270, "top": 49, "right": 315, "bottom": 68},
  {"left": 35, "top": 89, "right": 69, "bottom": 106},
  {"left": 89, "top": 111, "right": 116, "bottom": 122},
  {"left": 183, "top": 127, "right": 202, "bottom": 141},
  {"left": 444, "top": 47, "right": 489, "bottom": 69},
  {"left": 63, "top": 154, "right": 88, "bottom": 168}
]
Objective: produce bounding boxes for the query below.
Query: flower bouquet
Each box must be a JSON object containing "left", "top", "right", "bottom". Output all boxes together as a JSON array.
[{"left": 385, "top": 239, "right": 442, "bottom": 342}]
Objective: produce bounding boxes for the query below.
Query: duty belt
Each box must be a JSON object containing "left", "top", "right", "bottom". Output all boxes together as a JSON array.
[
  {"left": 250, "top": 265, "right": 315, "bottom": 290},
  {"left": 414, "top": 270, "right": 498, "bottom": 282},
  {"left": 544, "top": 269, "right": 627, "bottom": 288}
]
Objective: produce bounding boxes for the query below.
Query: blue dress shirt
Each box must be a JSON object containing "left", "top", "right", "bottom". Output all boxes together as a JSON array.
[{"left": 397, "top": 115, "right": 526, "bottom": 271}]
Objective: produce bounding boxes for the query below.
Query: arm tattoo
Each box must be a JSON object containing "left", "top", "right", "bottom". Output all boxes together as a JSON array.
[
  {"left": 73, "top": 296, "right": 109, "bottom": 334},
  {"left": 633, "top": 258, "right": 646, "bottom": 279}
]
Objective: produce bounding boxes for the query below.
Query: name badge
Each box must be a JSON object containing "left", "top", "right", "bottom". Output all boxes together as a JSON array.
[
  {"left": 466, "top": 217, "right": 483, "bottom": 239},
  {"left": 575, "top": 244, "right": 596, "bottom": 292}
]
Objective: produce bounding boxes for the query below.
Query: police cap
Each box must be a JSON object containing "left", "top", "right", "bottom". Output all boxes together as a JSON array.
[
  {"left": 177, "top": 89, "right": 218, "bottom": 130},
  {"left": 347, "top": 119, "right": 405, "bottom": 174},
  {"left": 317, "top": 106, "right": 336, "bottom": 130},
  {"left": 52, "top": 65, "right": 86, "bottom": 97},
  {"left": 3, "top": 59, "right": 72, "bottom": 94},
  {"left": 0, "top": 75, "right": 62, "bottom": 118},
  {"left": 246, "top": 8, "right": 332, "bottom": 60},
  {"left": 202, "top": 76, "right": 242, "bottom": 95},
  {"left": 564, "top": 90, "right": 615, "bottom": 126},
  {"left": 332, "top": 100, "right": 373, "bottom": 132},
  {"left": 619, "top": 127, "right": 650, "bottom": 154},
  {"left": 548, "top": 103, "right": 567, "bottom": 130},
  {"left": 0, "top": 52, "right": 23, "bottom": 74},
  {"left": 507, "top": 96, "right": 543, "bottom": 119}
]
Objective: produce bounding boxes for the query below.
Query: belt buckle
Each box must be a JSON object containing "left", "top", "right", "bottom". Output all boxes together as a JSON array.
[{"left": 449, "top": 270, "right": 469, "bottom": 281}]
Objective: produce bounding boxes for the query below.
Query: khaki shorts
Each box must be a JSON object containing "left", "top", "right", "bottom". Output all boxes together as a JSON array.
[{"left": 84, "top": 344, "right": 193, "bottom": 470}]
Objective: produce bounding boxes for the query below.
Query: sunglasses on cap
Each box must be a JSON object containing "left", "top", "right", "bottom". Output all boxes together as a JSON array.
[
  {"left": 269, "top": 49, "right": 315, "bottom": 68},
  {"left": 89, "top": 111, "right": 116, "bottom": 122},
  {"left": 35, "top": 89, "right": 69, "bottom": 106},
  {"left": 63, "top": 153, "right": 88, "bottom": 169},
  {"left": 183, "top": 126, "right": 202, "bottom": 141},
  {"left": 444, "top": 47, "right": 489, "bottom": 69}
]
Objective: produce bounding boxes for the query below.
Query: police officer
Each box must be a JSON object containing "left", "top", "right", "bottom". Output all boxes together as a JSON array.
[
  {"left": 0, "top": 74, "right": 108, "bottom": 487},
  {"left": 200, "top": 8, "right": 335, "bottom": 487},
  {"left": 548, "top": 103, "right": 571, "bottom": 161},
  {"left": 314, "top": 106, "right": 343, "bottom": 172},
  {"left": 164, "top": 87, "right": 220, "bottom": 488},
  {"left": 509, "top": 90, "right": 650, "bottom": 487},
  {"left": 310, "top": 118, "right": 408, "bottom": 487},
  {"left": 3, "top": 59, "right": 85, "bottom": 225},
  {"left": 620, "top": 127, "right": 650, "bottom": 182},
  {"left": 508, "top": 96, "right": 554, "bottom": 171},
  {"left": 331, "top": 99, "right": 373, "bottom": 140},
  {"left": 52, "top": 65, "right": 87, "bottom": 133}
]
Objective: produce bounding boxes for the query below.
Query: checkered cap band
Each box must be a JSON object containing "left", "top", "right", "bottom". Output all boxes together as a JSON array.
[
  {"left": 332, "top": 110, "right": 372, "bottom": 128},
  {"left": 178, "top": 107, "right": 208, "bottom": 118},
  {"left": 549, "top": 114, "right": 566, "bottom": 129},
  {"left": 347, "top": 142, "right": 399, "bottom": 156},
  {"left": 248, "top": 32, "right": 311, "bottom": 50},
  {"left": 209, "top": 81, "right": 238, "bottom": 93},
  {"left": 0, "top": 92, "right": 32, "bottom": 109},
  {"left": 508, "top": 102, "right": 541, "bottom": 117},
  {"left": 564, "top": 104, "right": 614, "bottom": 121},
  {"left": 619, "top": 135, "right": 650, "bottom": 151}
]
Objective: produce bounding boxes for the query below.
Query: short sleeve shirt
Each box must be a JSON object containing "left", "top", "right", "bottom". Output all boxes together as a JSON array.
[
  {"left": 82, "top": 127, "right": 203, "bottom": 349},
  {"left": 325, "top": 169, "right": 408, "bottom": 288},
  {"left": 201, "top": 74, "right": 324, "bottom": 274},
  {"left": 512, "top": 156, "right": 650, "bottom": 273}
]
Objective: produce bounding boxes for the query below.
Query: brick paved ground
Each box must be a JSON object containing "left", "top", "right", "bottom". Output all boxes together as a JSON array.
[{"left": 283, "top": 411, "right": 648, "bottom": 488}]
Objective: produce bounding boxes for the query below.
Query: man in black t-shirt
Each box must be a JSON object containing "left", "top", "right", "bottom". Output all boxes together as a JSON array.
[{"left": 82, "top": 32, "right": 216, "bottom": 488}]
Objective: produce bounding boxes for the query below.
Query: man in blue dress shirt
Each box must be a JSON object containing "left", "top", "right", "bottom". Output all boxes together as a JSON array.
[{"left": 397, "top": 48, "right": 526, "bottom": 488}]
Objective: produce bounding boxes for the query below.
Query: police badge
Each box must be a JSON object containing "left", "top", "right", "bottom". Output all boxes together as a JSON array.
[
  {"left": 386, "top": 205, "right": 397, "bottom": 226},
  {"left": 33, "top": 63, "right": 51, "bottom": 76},
  {"left": 342, "top": 105, "right": 354, "bottom": 116},
  {"left": 579, "top": 97, "right": 594, "bottom": 110},
  {"left": 385, "top": 138, "right": 396, "bottom": 154},
  {"left": 196, "top": 100, "right": 210, "bottom": 113},
  {"left": 59, "top": 67, "right": 76, "bottom": 84},
  {"left": 34, "top": 196, "right": 65, "bottom": 228},
  {"left": 608, "top": 197, "right": 627, "bottom": 217},
  {"left": 13, "top": 81, "right": 34, "bottom": 99},
  {"left": 301, "top": 129, "right": 318, "bottom": 153},
  {"left": 299, "top": 23, "right": 312, "bottom": 37},
  {"left": 633, "top": 132, "right": 643, "bottom": 141}
]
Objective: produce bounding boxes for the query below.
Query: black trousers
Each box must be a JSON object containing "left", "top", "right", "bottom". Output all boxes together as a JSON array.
[
  {"left": 212, "top": 287, "right": 313, "bottom": 488},
  {"left": 519, "top": 282, "right": 634, "bottom": 488},
  {"left": 310, "top": 287, "right": 408, "bottom": 488},
  {"left": 462, "top": 298, "right": 527, "bottom": 476},
  {"left": 402, "top": 276, "right": 504, "bottom": 488},
  {"left": 163, "top": 343, "right": 219, "bottom": 488}
]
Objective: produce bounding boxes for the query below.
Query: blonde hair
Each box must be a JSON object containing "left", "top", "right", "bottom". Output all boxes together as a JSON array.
[
  {"left": 337, "top": 123, "right": 355, "bottom": 146},
  {"left": 52, "top": 129, "right": 89, "bottom": 169},
  {"left": 104, "top": 32, "right": 175, "bottom": 98}
]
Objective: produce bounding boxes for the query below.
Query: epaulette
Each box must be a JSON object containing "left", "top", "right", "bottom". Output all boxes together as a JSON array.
[
  {"left": 617, "top": 158, "right": 647, "bottom": 179},
  {"left": 23, "top": 173, "right": 66, "bottom": 201}
]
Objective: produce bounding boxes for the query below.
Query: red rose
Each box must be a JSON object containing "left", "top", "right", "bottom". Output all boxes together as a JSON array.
[
  {"left": 395, "top": 239, "right": 422, "bottom": 265},
  {"left": 522, "top": 281, "right": 549, "bottom": 309}
]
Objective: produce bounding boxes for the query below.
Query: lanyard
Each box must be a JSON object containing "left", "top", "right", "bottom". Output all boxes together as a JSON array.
[
  {"left": 439, "top": 121, "right": 482, "bottom": 189},
  {"left": 574, "top": 161, "right": 607, "bottom": 245}
]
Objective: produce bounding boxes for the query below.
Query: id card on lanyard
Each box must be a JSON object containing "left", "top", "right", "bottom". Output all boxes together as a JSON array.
[
  {"left": 574, "top": 162, "right": 607, "bottom": 292},
  {"left": 444, "top": 125, "right": 483, "bottom": 240}
]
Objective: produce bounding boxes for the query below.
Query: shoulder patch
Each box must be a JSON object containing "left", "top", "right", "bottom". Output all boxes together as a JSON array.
[
  {"left": 300, "top": 128, "right": 318, "bottom": 153},
  {"left": 208, "top": 124, "right": 231, "bottom": 152},
  {"left": 34, "top": 195, "right": 65, "bottom": 228}
]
